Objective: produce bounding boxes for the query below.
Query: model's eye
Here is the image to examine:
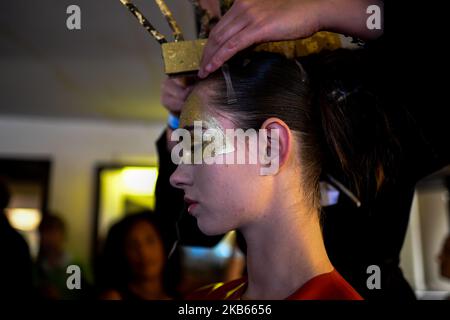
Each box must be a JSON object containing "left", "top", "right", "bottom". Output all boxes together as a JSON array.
[
  {"left": 185, "top": 142, "right": 203, "bottom": 163},
  {"left": 202, "top": 140, "right": 216, "bottom": 159},
  {"left": 180, "top": 147, "right": 191, "bottom": 163}
]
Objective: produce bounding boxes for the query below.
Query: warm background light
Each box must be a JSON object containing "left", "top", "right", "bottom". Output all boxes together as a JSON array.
[
  {"left": 6, "top": 208, "right": 42, "bottom": 232},
  {"left": 98, "top": 166, "right": 159, "bottom": 242},
  {"left": 121, "top": 167, "right": 158, "bottom": 195}
]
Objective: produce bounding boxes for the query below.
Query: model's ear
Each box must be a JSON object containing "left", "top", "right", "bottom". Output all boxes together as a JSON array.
[{"left": 259, "top": 117, "right": 292, "bottom": 175}]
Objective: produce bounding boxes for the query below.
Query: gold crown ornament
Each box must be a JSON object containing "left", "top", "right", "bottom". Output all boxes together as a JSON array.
[
  {"left": 119, "top": 0, "right": 207, "bottom": 76},
  {"left": 119, "top": 0, "right": 355, "bottom": 76}
]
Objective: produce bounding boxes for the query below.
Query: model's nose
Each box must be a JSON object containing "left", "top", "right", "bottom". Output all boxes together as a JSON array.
[{"left": 170, "top": 164, "right": 191, "bottom": 189}]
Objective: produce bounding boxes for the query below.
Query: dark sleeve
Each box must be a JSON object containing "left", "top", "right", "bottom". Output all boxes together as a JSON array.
[
  {"left": 0, "top": 224, "right": 34, "bottom": 299},
  {"left": 154, "top": 130, "right": 223, "bottom": 247},
  {"left": 366, "top": 35, "right": 450, "bottom": 183},
  {"left": 390, "top": 1, "right": 449, "bottom": 178},
  {"left": 406, "top": 105, "right": 450, "bottom": 179}
]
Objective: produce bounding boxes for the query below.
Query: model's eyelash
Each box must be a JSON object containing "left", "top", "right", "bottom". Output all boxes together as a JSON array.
[
  {"left": 189, "top": 141, "right": 217, "bottom": 161},
  {"left": 182, "top": 143, "right": 204, "bottom": 162}
]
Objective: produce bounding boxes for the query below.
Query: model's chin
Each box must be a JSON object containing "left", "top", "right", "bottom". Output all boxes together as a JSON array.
[{"left": 196, "top": 217, "right": 226, "bottom": 236}]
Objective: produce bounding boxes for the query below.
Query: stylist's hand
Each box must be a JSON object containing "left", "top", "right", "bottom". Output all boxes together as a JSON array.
[
  {"left": 161, "top": 77, "right": 194, "bottom": 150},
  {"left": 198, "top": 0, "right": 383, "bottom": 78},
  {"left": 160, "top": 77, "right": 193, "bottom": 117}
]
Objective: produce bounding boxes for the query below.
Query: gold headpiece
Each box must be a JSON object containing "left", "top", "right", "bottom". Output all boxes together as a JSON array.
[
  {"left": 119, "top": 0, "right": 355, "bottom": 76},
  {"left": 119, "top": 0, "right": 207, "bottom": 76}
]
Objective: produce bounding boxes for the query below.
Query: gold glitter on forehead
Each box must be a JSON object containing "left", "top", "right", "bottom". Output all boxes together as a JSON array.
[
  {"left": 179, "top": 92, "right": 225, "bottom": 133},
  {"left": 179, "top": 93, "right": 204, "bottom": 128},
  {"left": 179, "top": 92, "right": 235, "bottom": 158}
]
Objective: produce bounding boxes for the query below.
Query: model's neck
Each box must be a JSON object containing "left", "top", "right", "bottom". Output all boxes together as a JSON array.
[{"left": 241, "top": 201, "right": 333, "bottom": 300}]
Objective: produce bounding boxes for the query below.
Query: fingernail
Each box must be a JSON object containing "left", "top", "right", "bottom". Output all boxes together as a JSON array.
[{"left": 205, "top": 63, "right": 213, "bottom": 72}]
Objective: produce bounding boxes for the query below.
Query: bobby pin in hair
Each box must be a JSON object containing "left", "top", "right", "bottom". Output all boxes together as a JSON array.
[
  {"left": 295, "top": 59, "right": 309, "bottom": 83},
  {"left": 330, "top": 85, "right": 362, "bottom": 103},
  {"left": 222, "top": 64, "right": 238, "bottom": 105},
  {"left": 327, "top": 174, "right": 362, "bottom": 208}
]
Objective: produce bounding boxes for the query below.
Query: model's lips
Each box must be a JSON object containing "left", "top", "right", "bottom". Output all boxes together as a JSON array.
[{"left": 184, "top": 197, "right": 199, "bottom": 215}]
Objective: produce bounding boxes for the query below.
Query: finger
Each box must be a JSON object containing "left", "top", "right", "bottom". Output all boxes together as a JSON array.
[
  {"left": 184, "top": 85, "right": 194, "bottom": 98},
  {"left": 164, "top": 77, "right": 185, "bottom": 91},
  {"left": 200, "top": 13, "right": 251, "bottom": 75},
  {"left": 180, "top": 86, "right": 194, "bottom": 101},
  {"left": 198, "top": 0, "right": 252, "bottom": 76},
  {"left": 164, "top": 78, "right": 191, "bottom": 98},
  {"left": 163, "top": 84, "right": 193, "bottom": 106},
  {"left": 161, "top": 95, "right": 185, "bottom": 113},
  {"left": 169, "top": 87, "right": 192, "bottom": 106},
  {"left": 203, "top": 0, "right": 252, "bottom": 52},
  {"left": 199, "top": 25, "right": 264, "bottom": 78},
  {"left": 209, "top": 0, "right": 247, "bottom": 38}
]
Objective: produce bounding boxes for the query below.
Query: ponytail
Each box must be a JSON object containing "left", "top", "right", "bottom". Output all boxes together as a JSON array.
[{"left": 304, "top": 49, "right": 401, "bottom": 205}]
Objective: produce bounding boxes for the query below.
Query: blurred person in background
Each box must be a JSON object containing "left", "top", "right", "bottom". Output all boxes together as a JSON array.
[
  {"left": 97, "top": 211, "right": 183, "bottom": 300},
  {"left": 0, "top": 179, "right": 33, "bottom": 299},
  {"left": 34, "top": 213, "right": 90, "bottom": 299}
]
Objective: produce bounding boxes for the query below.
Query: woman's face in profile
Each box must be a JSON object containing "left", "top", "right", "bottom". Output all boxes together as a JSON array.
[
  {"left": 124, "top": 221, "right": 165, "bottom": 280},
  {"left": 170, "top": 89, "right": 275, "bottom": 236}
]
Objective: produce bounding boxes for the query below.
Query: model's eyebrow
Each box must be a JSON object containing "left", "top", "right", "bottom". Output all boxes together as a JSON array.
[
  {"left": 182, "top": 125, "right": 194, "bottom": 131},
  {"left": 182, "top": 125, "right": 207, "bottom": 131}
]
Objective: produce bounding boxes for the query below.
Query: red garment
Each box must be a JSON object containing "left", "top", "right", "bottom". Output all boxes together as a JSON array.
[{"left": 188, "top": 269, "right": 363, "bottom": 300}]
